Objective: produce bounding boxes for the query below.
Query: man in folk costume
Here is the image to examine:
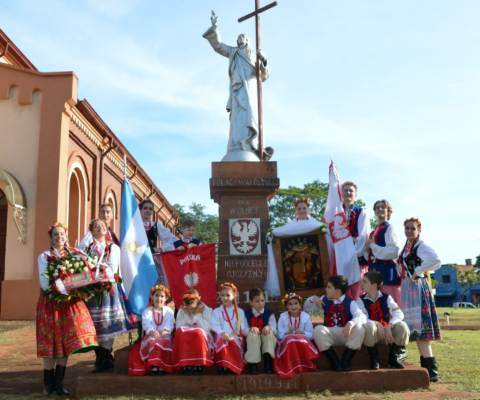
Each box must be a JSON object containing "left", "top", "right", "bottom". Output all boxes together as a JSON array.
[
  {"left": 79, "top": 202, "right": 119, "bottom": 249},
  {"left": 341, "top": 181, "right": 369, "bottom": 299}
]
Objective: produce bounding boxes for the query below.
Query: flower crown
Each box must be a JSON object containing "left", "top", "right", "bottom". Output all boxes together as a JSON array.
[
  {"left": 282, "top": 292, "right": 303, "bottom": 305},
  {"left": 151, "top": 284, "right": 171, "bottom": 298},
  {"left": 294, "top": 197, "right": 310, "bottom": 207},
  {"left": 183, "top": 293, "right": 201, "bottom": 301},
  {"left": 404, "top": 217, "right": 422, "bottom": 229},
  {"left": 218, "top": 282, "right": 238, "bottom": 295},
  {"left": 47, "top": 222, "right": 68, "bottom": 235}
]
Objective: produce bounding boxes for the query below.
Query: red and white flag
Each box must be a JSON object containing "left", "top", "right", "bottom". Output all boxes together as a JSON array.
[
  {"left": 323, "top": 161, "right": 361, "bottom": 286},
  {"left": 160, "top": 243, "right": 217, "bottom": 309}
]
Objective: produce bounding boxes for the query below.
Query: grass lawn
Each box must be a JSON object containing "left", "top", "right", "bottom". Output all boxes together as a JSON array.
[{"left": 436, "top": 307, "right": 480, "bottom": 326}]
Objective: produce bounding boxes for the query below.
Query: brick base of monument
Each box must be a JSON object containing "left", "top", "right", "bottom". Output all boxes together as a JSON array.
[{"left": 75, "top": 345, "right": 430, "bottom": 398}]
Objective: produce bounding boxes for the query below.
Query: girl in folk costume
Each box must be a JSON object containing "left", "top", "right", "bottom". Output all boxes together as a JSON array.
[
  {"left": 171, "top": 289, "right": 214, "bottom": 375},
  {"left": 274, "top": 293, "right": 320, "bottom": 379},
  {"left": 128, "top": 285, "right": 175, "bottom": 376},
  {"left": 342, "top": 181, "right": 370, "bottom": 300},
  {"left": 365, "top": 200, "right": 401, "bottom": 304},
  {"left": 37, "top": 222, "right": 98, "bottom": 396},
  {"left": 84, "top": 219, "right": 136, "bottom": 372},
  {"left": 211, "top": 282, "right": 249, "bottom": 375},
  {"left": 398, "top": 218, "right": 441, "bottom": 382}
]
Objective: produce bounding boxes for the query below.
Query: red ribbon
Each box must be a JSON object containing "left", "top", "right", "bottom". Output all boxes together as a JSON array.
[
  {"left": 250, "top": 313, "right": 264, "bottom": 331},
  {"left": 369, "top": 302, "right": 387, "bottom": 327}
]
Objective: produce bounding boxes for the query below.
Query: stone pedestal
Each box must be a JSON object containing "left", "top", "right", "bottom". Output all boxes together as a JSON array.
[{"left": 210, "top": 161, "right": 279, "bottom": 308}]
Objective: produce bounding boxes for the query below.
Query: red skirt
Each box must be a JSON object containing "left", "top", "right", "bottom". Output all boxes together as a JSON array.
[
  {"left": 36, "top": 293, "right": 98, "bottom": 358},
  {"left": 171, "top": 327, "right": 214, "bottom": 369},
  {"left": 128, "top": 334, "right": 174, "bottom": 376},
  {"left": 213, "top": 335, "right": 246, "bottom": 374},
  {"left": 274, "top": 334, "right": 320, "bottom": 379}
]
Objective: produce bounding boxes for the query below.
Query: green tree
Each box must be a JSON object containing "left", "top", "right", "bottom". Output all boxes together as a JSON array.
[
  {"left": 268, "top": 179, "right": 367, "bottom": 228},
  {"left": 457, "top": 268, "right": 480, "bottom": 305},
  {"left": 474, "top": 255, "right": 480, "bottom": 275},
  {"left": 173, "top": 203, "right": 218, "bottom": 245}
]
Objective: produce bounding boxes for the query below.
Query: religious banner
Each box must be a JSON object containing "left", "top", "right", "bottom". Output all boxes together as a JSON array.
[
  {"left": 161, "top": 243, "right": 217, "bottom": 309},
  {"left": 229, "top": 218, "right": 261, "bottom": 255}
]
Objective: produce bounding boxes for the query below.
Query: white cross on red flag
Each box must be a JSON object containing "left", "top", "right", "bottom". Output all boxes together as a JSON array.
[{"left": 323, "top": 161, "right": 361, "bottom": 286}]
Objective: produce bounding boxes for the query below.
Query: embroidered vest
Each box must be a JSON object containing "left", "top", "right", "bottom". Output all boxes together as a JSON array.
[
  {"left": 398, "top": 241, "right": 422, "bottom": 278},
  {"left": 173, "top": 238, "right": 201, "bottom": 249},
  {"left": 106, "top": 228, "right": 120, "bottom": 246},
  {"left": 146, "top": 223, "right": 158, "bottom": 251},
  {"left": 368, "top": 222, "right": 400, "bottom": 285},
  {"left": 360, "top": 292, "right": 390, "bottom": 326},
  {"left": 244, "top": 308, "right": 273, "bottom": 331},
  {"left": 346, "top": 204, "right": 368, "bottom": 265},
  {"left": 323, "top": 297, "right": 353, "bottom": 327}
]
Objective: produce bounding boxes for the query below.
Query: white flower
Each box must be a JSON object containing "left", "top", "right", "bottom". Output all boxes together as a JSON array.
[
  {"left": 83, "top": 267, "right": 89, "bottom": 272},
  {"left": 69, "top": 269, "right": 74, "bottom": 274},
  {"left": 53, "top": 273, "right": 58, "bottom": 278},
  {"left": 60, "top": 266, "right": 66, "bottom": 271},
  {"left": 79, "top": 261, "right": 84, "bottom": 267},
  {"left": 74, "top": 263, "right": 79, "bottom": 268}
]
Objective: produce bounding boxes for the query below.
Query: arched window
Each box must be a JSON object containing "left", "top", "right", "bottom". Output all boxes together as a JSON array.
[{"left": 67, "top": 163, "right": 88, "bottom": 247}]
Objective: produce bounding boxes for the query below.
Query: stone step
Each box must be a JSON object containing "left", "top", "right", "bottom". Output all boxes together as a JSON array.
[{"left": 76, "top": 366, "right": 429, "bottom": 398}]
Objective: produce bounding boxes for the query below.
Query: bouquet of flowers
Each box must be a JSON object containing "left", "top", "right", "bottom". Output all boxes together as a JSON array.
[{"left": 42, "top": 251, "right": 96, "bottom": 302}]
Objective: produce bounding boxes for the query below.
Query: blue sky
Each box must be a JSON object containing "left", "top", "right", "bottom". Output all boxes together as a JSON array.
[{"left": 2, "top": 0, "right": 480, "bottom": 265}]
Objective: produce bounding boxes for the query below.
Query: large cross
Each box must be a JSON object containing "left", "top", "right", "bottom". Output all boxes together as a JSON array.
[{"left": 238, "top": 1, "right": 278, "bottom": 160}]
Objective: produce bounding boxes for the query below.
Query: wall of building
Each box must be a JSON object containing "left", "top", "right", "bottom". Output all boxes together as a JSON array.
[{"left": 434, "top": 264, "right": 480, "bottom": 307}]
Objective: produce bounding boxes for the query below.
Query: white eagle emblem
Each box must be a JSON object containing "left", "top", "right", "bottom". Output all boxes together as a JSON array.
[
  {"left": 184, "top": 272, "right": 199, "bottom": 288},
  {"left": 329, "top": 213, "right": 350, "bottom": 243},
  {"left": 231, "top": 220, "right": 259, "bottom": 254}
]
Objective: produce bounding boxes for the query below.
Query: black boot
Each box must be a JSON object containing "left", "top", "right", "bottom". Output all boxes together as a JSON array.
[
  {"left": 367, "top": 345, "right": 380, "bottom": 370},
  {"left": 420, "top": 355, "right": 425, "bottom": 368},
  {"left": 248, "top": 363, "right": 259, "bottom": 374},
  {"left": 264, "top": 353, "right": 273, "bottom": 374},
  {"left": 106, "top": 348, "right": 115, "bottom": 369},
  {"left": 94, "top": 347, "right": 112, "bottom": 373},
  {"left": 134, "top": 323, "right": 143, "bottom": 345},
  {"left": 323, "top": 347, "right": 342, "bottom": 371},
  {"left": 388, "top": 344, "right": 405, "bottom": 369},
  {"left": 423, "top": 357, "right": 439, "bottom": 382},
  {"left": 43, "top": 369, "right": 55, "bottom": 396},
  {"left": 54, "top": 365, "right": 70, "bottom": 396},
  {"left": 396, "top": 345, "right": 407, "bottom": 361},
  {"left": 341, "top": 348, "right": 356, "bottom": 371},
  {"left": 93, "top": 347, "right": 100, "bottom": 366}
]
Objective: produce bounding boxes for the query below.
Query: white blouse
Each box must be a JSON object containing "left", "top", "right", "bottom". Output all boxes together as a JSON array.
[
  {"left": 152, "top": 222, "right": 177, "bottom": 252},
  {"left": 367, "top": 224, "right": 400, "bottom": 261},
  {"left": 176, "top": 304, "right": 213, "bottom": 332},
  {"left": 90, "top": 238, "right": 121, "bottom": 274},
  {"left": 400, "top": 240, "right": 441, "bottom": 277},
  {"left": 304, "top": 295, "right": 366, "bottom": 328},
  {"left": 345, "top": 206, "right": 370, "bottom": 257},
  {"left": 142, "top": 305, "right": 175, "bottom": 334},
  {"left": 38, "top": 248, "right": 66, "bottom": 290},
  {"left": 211, "top": 305, "right": 249, "bottom": 337},
  {"left": 277, "top": 311, "right": 313, "bottom": 340}
]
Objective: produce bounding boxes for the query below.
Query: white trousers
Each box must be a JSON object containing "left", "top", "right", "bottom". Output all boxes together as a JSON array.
[{"left": 244, "top": 331, "right": 277, "bottom": 363}]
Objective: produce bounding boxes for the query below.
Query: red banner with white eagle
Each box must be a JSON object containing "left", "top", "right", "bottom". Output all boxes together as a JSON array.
[{"left": 159, "top": 243, "right": 217, "bottom": 309}]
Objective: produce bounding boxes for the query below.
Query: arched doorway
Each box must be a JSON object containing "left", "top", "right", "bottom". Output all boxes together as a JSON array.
[
  {"left": 0, "top": 189, "right": 7, "bottom": 310},
  {"left": 67, "top": 167, "right": 87, "bottom": 247}
]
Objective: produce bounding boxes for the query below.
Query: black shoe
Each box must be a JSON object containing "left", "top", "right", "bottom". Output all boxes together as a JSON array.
[
  {"left": 192, "top": 366, "right": 203, "bottom": 375},
  {"left": 54, "top": 365, "right": 70, "bottom": 396},
  {"left": 43, "top": 369, "right": 55, "bottom": 396},
  {"left": 225, "top": 368, "right": 234, "bottom": 374},
  {"left": 341, "top": 348, "right": 357, "bottom": 371},
  {"left": 263, "top": 353, "right": 273, "bottom": 374},
  {"left": 248, "top": 363, "right": 259, "bottom": 375},
  {"left": 388, "top": 344, "right": 405, "bottom": 369},
  {"left": 157, "top": 369, "right": 167, "bottom": 376},
  {"left": 150, "top": 366, "right": 159, "bottom": 376},
  {"left": 423, "top": 357, "right": 439, "bottom": 382},
  {"left": 93, "top": 347, "right": 113, "bottom": 373},
  {"left": 218, "top": 367, "right": 226, "bottom": 375},
  {"left": 323, "top": 347, "right": 342, "bottom": 371},
  {"left": 182, "top": 366, "right": 192, "bottom": 376},
  {"left": 367, "top": 345, "right": 380, "bottom": 370},
  {"left": 395, "top": 345, "right": 407, "bottom": 361},
  {"left": 93, "top": 347, "right": 100, "bottom": 366}
]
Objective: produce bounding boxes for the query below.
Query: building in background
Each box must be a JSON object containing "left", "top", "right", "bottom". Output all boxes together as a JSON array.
[
  {"left": 434, "top": 261, "right": 480, "bottom": 307},
  {"left": 0, "top": 29, "right": 179, "bottom": 319}
]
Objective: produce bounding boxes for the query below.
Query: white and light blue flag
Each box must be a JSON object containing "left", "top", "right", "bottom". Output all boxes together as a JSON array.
[{"left": 120, "top": 179, "right": 157, "bottom": 315}]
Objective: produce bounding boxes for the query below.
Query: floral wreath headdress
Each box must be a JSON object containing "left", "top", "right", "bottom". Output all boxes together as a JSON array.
[
  {"left": 183, "top": 293, "right": 201, "bottom": 301},
  {"left": 404, "top": 217, "right": 422, "bottom": 229},
  {"left": 294, "top": 197, "right": 310, "bottom": 207},
  {"left": 218, "top": 282, "right": 238, "bottom": 295},
  {"left": 282, "top": 292, "right": 303, "bottom": 306},
  {"left": 47, "top": 222, "right": 68, "bottom": 235},
  {"left": 150, "top": 284, "right": 171, "bottom": 299}
]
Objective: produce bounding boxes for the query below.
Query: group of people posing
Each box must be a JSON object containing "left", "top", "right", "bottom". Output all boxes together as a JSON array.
[{"left": 35, "top": 180, "right": 441, "bottom": 396}]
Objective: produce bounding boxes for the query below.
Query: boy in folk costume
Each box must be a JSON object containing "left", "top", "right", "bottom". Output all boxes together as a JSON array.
[
  {"left": 128, "top": 285, "right": 175, "bottom": 376},
  {"left": 357, "top": 271, "right": 409, "bottom": 370},
  {"left": 274, "top": 293, "right": 320, "bottom": 379},
  {"left": 244, "top": 287, "right": 277, "bottom": 374},
  {"left": 304, "top": 275, "right": 366, "bottom": 371},
  {"left": 174, "top": 219, "right": 202, "bottom": 250},
  {"left": 172, "top": 289, "right": 214, "bottom": 375},
  {"left": 211, "top": 282, "right": 249, "bottom": 375}
]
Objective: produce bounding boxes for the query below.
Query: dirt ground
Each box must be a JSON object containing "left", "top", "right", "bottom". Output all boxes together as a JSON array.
[{"left": 0, "top": 321, "right": 479, "bottom": 400}]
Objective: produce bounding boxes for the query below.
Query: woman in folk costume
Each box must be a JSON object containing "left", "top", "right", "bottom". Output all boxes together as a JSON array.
[
  {"left": 211, "top": 282, "right": 249, "bottom": 375},
  {"left": 37, "top": 222, "right": 98, "bottom": 396},
  {"left": 274, "top": 293, "right": 320, "bottom": 379},
  {"left": 365, "top": 200, "right": 401, "bottom": 305},
  {"left": 265, "top": 197, "right": 325, "bottom": 297},
  {"left": 84, "top": 219, "right": 136, "bottom": 372},
  {"left": 171, "top": 289, "right": 214, "bottom": 375},
  {"left": 398, "top": 218, "right": 441, "bottom": 382},
  {"left": 128, "top": 285, "right": 175, "bottom": 376},
  {"left": 341, "top": 181, "right": 370, "bottom": 299}
]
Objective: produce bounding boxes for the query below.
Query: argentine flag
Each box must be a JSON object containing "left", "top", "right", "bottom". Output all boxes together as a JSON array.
[{"left": 120, "top": 179, "right": 157, "bottom": 315}]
